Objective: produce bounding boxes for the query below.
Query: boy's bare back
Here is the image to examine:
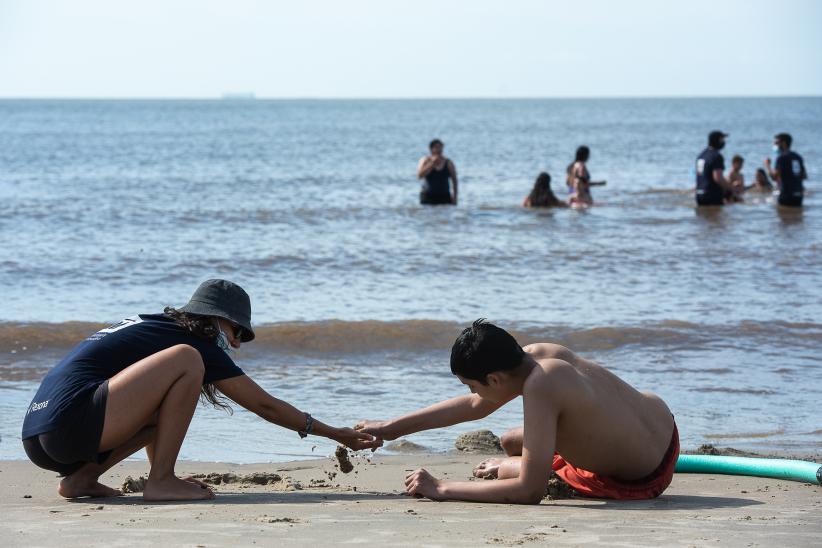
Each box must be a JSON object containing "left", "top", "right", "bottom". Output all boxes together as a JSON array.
[{"left": 523, "top": 343, "right": 674, "bottom": 480}]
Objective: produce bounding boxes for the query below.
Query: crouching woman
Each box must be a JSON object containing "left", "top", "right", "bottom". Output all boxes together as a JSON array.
[{"left": 22, "top": 279, "right": 379, "bottom": 501}]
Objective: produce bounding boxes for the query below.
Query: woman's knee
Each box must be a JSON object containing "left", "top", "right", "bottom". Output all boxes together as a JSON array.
[{"left": 167, "top": 344, "right": 205, "bottom": 378}]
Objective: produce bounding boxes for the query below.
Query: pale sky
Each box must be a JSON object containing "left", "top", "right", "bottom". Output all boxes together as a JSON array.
[{"left": 1, "top": 0, "right": 820, "bottom": 98}]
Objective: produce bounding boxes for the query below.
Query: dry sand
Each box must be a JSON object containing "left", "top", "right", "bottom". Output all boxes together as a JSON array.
[{"left": 1, "top": 454, "right": 820, "bottom": 547}]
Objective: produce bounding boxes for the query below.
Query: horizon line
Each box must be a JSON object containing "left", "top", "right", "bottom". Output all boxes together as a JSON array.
[{"left": 1, "top": 94, "right": 820, "bottom": 101}]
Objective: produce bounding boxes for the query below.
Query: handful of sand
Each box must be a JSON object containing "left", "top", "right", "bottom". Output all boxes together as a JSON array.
[{"left": 335, "top": 445, "right": 354, "bottom": 473}]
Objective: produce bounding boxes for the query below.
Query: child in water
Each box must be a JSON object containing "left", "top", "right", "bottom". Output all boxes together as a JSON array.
[
  {"left": 726, "top": 155, "right": 745, "bottom": 203},
  {"left": 746, "top": 168, "right": 774, "bottom": 193},
  {"left": 523, "top": 172, "right": 567, "bottom": 208}
]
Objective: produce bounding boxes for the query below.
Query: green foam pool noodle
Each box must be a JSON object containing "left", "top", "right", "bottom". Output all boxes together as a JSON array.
[{"left": 675, "top": 454, "right": 822, "bottom": 485}]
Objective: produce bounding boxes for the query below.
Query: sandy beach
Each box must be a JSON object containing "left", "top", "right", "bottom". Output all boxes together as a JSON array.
[{"left": 2, "top": 452, "right": 820, "bottom": 547}]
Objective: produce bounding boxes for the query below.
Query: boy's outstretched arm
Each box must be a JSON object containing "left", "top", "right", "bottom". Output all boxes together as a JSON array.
[
  {"left": 356, "top": 394, "right": 508, "bottom": 440},
  {"left": 406, "top": 376, "right": 559, "bottom": 504}
]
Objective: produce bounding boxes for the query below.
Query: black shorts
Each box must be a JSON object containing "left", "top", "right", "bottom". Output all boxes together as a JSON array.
[
  {"left": 22, "top": 381, "right": 111, "bottom": 476},
  {"left": 778, "top": 195, "right": 803, "bottom": 207},
  {"left": 420, "top": 192, "right": 453, "bottom": 205},
  {"left": 696, "top": 195, "right": 724, "bottom": 206}
]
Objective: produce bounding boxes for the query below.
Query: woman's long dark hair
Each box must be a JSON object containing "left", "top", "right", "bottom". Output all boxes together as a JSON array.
[
  {"left": 575, "top": 145, "right": 590, "bottom": 162},
  {"left": 527, "top": 172, "right": 561, "bottom": 207},
  {"left": 164, "top": 306, "right": 233, "bottom": 412}
]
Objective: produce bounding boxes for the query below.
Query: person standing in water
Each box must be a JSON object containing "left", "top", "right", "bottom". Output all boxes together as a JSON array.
[
  {"left": 726, "top": 155, "right": 746, "bottom": 203},
  {"left": 566, "top": 146, "right": 606, "bottom": 207},
  {"left": 695, "top": 131, "right": 734, "bottom": 206},
  {"left": 417, "top": 139, "right": 458, "bottom": 205},
  {"left": 523, "top": 172, "right": 567, "bottom": 208},
  {"left": 765, "top": 132, "right": 807, "bottom": 207},
  {"left": 21, "top": 279, "right": 379, "bottom": 501}
]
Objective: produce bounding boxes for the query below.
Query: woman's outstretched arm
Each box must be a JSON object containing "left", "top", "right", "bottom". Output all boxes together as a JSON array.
[{"left": 215, "top": 375, "right": 380, "bottom": 450}]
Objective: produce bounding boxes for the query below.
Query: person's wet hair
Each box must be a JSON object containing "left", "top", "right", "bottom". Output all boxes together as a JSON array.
[
  {"left": 774, "top": 132, "right": 792, "bottom": 149},
  {"left": 732, "top": 155, "right": 744, "bottom": 165},
  {"left": 575, "top": 146, "right": 590, "bottom": 162},
  {"left": 527, "top": 172, "right": 561, "bottom": 207},
  {"left": 450, "top": 319, "right": 525, "bottom": 384},
  {"left": 429, "top": 138, "right": 444, "bottom": 151}
]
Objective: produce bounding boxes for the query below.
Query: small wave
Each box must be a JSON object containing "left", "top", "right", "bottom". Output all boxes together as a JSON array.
[
  {"left": 1, "top": 318, "right": 820, "bottom": 356},
  {"left": 691, "top": 387, "right": 779, "bottom": 396},
  {"left": 704, "top": 429, "right": 785, "bottom": 440}
]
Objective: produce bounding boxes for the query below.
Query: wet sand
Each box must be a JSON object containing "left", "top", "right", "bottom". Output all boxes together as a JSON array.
[{"left": 1, "top": 454, "right": 820, "bottom": 547}]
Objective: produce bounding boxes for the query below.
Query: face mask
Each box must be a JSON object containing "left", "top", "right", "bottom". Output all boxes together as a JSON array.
[
  {"left": 772, "top": 145, "right": 780, "bottom": 153},
  {"left": 716, "top": 141, "right": 725, "bottom": 150},
  {"left": 215, "top": 325, "right": 235, "bottom": 355}
]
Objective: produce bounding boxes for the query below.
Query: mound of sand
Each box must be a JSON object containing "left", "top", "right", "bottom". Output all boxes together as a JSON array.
[
  {"left": 546, "top": 473, "right": 576, "bottom": 500},
  {"left": 384, "top": 439, "right": 429, "bottom": 453},
  {"left": 454, "top": 430, "right": 503, "bottom": 453},
  {"left": 192, "top": 472, "right": 283, "bottom": 485}
]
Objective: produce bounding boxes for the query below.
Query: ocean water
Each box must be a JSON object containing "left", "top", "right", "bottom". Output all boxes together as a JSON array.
[{"left": 0, "top": 98, "right": 820, "bottom": 462}]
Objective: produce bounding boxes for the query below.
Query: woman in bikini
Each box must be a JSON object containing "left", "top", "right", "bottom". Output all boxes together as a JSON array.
[
  {"left": 22, "top": 279, "right": 380, "bottom": 501},
  {"left": 566, "top": 146, "right": 606, "bottom": 207}
]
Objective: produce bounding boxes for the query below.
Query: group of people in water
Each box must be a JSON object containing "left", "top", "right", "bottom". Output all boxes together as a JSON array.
[
  {"left": 696, "top": 131, "right": 807, "bottom": 207},
  {"left": 418, "top": 139, "right": 606, "bottom": 209},
  {"left": 417, "top": 131, "right": 808, "bottom": 209}
]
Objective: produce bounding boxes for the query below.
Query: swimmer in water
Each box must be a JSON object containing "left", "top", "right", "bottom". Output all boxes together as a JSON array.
[
  {"left": 522, "top": 172, "right": 567, "bottom": 208},
  {"left": 21, "top": 280, "right": 380, "bottom": 501},
  {"left": 726, "top": 155, "right": 745, "bottom": 203},
  {"left": 357, "top": 320, "right": 678, "bottom": 504},
  {"left": 566, "top": 146, "right": 606, "bottom": 207},
  {"left": 418, "top": 139, "right": 459, "bottom": 205},
  {"left": 746, "top": 168, "right": 774, "bottom": 193}
]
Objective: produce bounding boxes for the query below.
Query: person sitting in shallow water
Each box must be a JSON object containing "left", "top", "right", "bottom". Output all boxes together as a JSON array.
[
  {"left": 746, "top": 168, "right": 774, "bottom": 193},
  {"left": 357, "top": 320, "right": 678, "bottom": 504},
  {"left": 21, "top": 279, "right": 380, "bottom": 501},
  {"left": 523, "top": 172, "right": 567, "bottom": 208}
]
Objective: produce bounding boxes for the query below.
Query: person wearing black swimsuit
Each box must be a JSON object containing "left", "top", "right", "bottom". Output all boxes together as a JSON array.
[{"left": 417, "top": 139, "right": 458, "bottom": 205}]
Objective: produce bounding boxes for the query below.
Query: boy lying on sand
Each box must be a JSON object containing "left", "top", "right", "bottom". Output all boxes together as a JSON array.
[{"left": 356, "top": 319, "right": 678, "bottom": 504}]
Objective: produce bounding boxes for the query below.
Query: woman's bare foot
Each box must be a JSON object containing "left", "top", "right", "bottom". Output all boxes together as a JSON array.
[
  {"left": 473, "top": 458, "right": 503, "bottom": 479},
  {"left": 181, "top": 475, "right": 210, "bottom": 488},
  {"left": 143, "top": 476, "right": 215, "bottom": 501},
  {"left": 58, "top": 474, "right": 122, "bottom": 498}
]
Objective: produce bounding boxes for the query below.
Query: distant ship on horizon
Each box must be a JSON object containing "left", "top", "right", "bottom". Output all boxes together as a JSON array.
[{"left": 221, "top": 92, "right": 256, "bottom": 100}]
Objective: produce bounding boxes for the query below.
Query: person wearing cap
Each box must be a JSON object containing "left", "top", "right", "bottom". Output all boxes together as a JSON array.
[
  {"left": 21, "top": 279, "right": 380, "bottom": 502},
  {"left": 695, "top": 131, "right": 734, "bottom": 206},
  {"left": 765, "top": 132, "right": 807, "bottom": 207}
]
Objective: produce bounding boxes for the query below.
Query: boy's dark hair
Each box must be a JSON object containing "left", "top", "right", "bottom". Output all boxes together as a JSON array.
[
  {"left": 774, "top": 132, "right": 792, "bottom": 148},
  {"left": 450, "top": 319, "right": 525, "bottom": 384},
  {"left": 429, "top": 138, "right": 444, "bottom": 151},
  {"left": 732, "top": 155, "right": 744, "bottom": 164}
]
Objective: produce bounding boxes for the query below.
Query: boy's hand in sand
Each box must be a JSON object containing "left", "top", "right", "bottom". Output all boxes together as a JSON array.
[
  {"left": 335, "top": 427, "right": 383, "bottom": 451},
  {"left": 354, "top": 420, "right": 397, "bottom": 441},
  {"left": 405, "top": 468, "right": 443, "bottom": 500}
]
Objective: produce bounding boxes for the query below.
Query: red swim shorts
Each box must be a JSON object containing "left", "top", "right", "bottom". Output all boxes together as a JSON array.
[{"left": 552, "top": 422, "right": 680, "bottom": 500}]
